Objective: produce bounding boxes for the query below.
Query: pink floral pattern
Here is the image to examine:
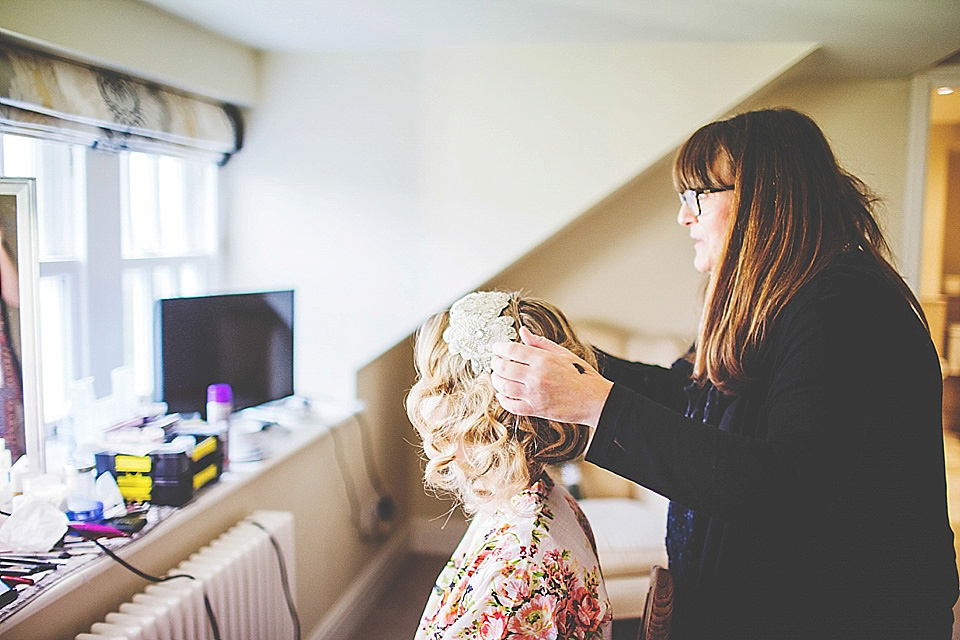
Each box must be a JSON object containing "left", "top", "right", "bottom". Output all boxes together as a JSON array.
[{"left": 417, "top": 475, "right": 612, "bottom": 639}]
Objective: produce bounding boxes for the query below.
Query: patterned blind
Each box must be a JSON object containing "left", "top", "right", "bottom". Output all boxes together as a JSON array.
[{"left": 0, "top": 41, "right": 241, "bottom": 164}]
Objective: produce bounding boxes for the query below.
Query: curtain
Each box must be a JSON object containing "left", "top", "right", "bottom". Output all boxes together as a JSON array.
[{"left": 0, "top": 41, "right": 241, "bottom": 164}]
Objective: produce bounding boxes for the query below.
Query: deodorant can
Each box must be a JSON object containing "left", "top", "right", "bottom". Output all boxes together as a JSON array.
[{"left": 207, "top": 383, "right": 233, "bottom": 469}]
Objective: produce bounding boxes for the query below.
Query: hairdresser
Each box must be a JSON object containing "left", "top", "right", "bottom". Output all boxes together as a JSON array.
[{"left": 490, "top": 108, "right": 959, "bottom": 639}]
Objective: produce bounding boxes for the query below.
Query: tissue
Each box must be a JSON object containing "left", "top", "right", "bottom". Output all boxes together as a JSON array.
[{"left": 0, "top": 495, "right": 68, "bottom": 552}]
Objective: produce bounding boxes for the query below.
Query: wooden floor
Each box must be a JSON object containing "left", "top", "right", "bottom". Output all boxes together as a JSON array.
[
  {"left": 353, "top": 553, "right": 640, "bottom": 640},
  {"left": 352, "top": 554, "right": 447, "bottom": 640}
]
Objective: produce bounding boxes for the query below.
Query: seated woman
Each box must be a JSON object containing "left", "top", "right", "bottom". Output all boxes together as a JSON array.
[{"left": 407, "top": 290, "right": 612, "bottom": 640}]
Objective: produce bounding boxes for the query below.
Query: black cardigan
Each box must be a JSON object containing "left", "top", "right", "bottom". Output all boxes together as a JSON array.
[{"left": 585, "top": 253, "right": 959, "bottom": 639}]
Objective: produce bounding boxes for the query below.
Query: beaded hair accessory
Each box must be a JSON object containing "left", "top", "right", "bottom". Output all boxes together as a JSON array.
[{"left": 442, "top": 291, "right": 518, "bottom": 374}]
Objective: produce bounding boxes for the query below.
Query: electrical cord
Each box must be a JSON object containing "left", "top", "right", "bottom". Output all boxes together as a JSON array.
[
  {"left": 352, "top": 413, "right": 389, "bottom": 498},
  {"left": 89, "top": 538, "right": 222, "bottom": 640},
  {"left": 329, "top": 420, "right": 366, "bottom": 538},
  {"left": 0, "top": 509, "right": 223, "bottom": 638},
  {"left": 0, "top": 510, "right": 300, "bottom": 640},
  {"left": 330, "top": 415, "right": 397, "bottom": 542},
  {"left": 249, "top": 520, "right": 301, "bottom": 640}
]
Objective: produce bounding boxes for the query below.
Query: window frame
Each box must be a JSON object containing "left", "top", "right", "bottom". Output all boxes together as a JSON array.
[{"left": 0, "top": 134, "right": 223, "bottom": 463}]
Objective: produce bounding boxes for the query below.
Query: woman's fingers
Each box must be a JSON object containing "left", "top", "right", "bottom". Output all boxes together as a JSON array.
[
  {"left": 490, "top": 373, "right": 526, "bottom": 399},
  {"left": 495, "top": 393, "right": 535, "bottom": 416},
  {"left": 518, "top": 326, "right": 569, "bottom": 354},
  {"left": 490, "top": 354, "right": 530, "bottom": 383},
  {"left": 492, "top": 327, "right": 612, "bottom": 426},
  {"left": 491, "top": 339, "right": 539, "bottom": 365}
]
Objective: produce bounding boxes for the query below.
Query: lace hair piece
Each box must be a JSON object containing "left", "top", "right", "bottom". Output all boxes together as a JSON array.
[{"left": 442, "top": 291, "right": 518, "bottom": 374}]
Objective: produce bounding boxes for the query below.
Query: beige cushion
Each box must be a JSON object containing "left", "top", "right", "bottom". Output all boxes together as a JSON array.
[
  {"left": 605, "top": 573, "right": 651, "bottom": 619},
  {"left": 579, "top": 496, "right": 669, "bottom": 578}
]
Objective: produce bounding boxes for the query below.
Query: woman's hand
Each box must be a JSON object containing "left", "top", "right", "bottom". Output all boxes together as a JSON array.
[{"left": 491, "top": 327, "right": 613, "bottom": 428}]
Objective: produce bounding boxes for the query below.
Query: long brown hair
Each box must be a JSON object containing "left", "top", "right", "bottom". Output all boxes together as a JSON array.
[{"left": 674, "top": 108, "right": 925, "bottom": 395}]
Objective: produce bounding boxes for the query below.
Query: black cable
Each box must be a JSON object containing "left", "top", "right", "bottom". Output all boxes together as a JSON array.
[
  {"left": 90, "top": 538, "right": 222, "bottom": 640},
  {"left": 329, "top": 421, "right": 366, "bottom": 537},
  {"left": 352, "top": 414, "right": 389, "bottom": 497},
  {"left": 249, "top": 521, "right": 301, "bottom": 640}
]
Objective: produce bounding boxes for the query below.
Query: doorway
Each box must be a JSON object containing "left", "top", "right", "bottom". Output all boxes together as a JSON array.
[{"left": 906, "top": 63, "right": 960, "bottom": 639}]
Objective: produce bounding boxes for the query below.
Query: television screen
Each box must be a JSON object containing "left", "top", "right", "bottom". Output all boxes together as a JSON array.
[{"left": 155, "top": 290, "right": 294, "bottom": 418}]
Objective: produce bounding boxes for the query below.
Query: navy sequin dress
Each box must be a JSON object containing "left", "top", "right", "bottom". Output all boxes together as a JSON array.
[{"left": 666, "top": 383, "right": 731, "bottom": 638}]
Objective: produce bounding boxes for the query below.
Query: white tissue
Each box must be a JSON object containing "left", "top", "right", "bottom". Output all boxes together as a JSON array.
[
  {"left": 96, "top": 472, "right": 127, "bottom": 518},
  {"left": 0, "top": 495, "right": 68, "bottom": 552}
]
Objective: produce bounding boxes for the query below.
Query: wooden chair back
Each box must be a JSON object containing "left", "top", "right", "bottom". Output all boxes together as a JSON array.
[{"left": 638, "top": 565, "right": 673, "bottom": 640}]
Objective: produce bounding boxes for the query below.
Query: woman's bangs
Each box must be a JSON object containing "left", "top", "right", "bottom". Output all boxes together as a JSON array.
[{"left": 674, "top": 124, "right": 732, "bottom": 191}]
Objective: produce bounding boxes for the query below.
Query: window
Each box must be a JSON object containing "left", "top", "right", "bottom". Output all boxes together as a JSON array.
[{"left": 0, "top": 135, "right": 221, "bottom": 429}]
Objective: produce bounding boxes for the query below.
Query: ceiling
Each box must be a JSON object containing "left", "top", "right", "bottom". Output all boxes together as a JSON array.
[{"left": 138, "top": 0, "right": 960, "bottom": 79}]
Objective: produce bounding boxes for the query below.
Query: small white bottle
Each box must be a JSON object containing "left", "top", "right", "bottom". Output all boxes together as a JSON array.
[
  {"left": 0, "top": 438, "right": 11, "bottom": 512},
  {"left": 0, "top": 438, "right": 11, "bottom": 482},
  {"left": 206, "top": 383, "right": 232, "bottom": 469}
]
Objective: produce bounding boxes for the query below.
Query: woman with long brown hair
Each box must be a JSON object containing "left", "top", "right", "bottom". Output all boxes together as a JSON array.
[{"left": 490, "top": 108, "right": 959, "bottom": 639}]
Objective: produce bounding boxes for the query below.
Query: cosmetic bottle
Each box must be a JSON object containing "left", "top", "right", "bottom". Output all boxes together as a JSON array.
[{"left": 206, "top": 383, "right": 232, "bottom": 469}]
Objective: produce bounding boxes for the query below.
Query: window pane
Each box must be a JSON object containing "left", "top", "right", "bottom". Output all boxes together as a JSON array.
[
  {"left": 122, "top": 269, "right": 153, "bottom": 399},
  {"left": 2, "top": 135, "right": 85, "bottom": 261},
  {"left": 158, "top": 156, "right": 187, "bottom": 254},
  {"left": 123, "top": 151, "right": 160, "bottom": 258},
  {"left": 39, "top": 275, "right": 72, "bottom": 422},
  {"left": 180, "top": 262, "right": 206, "bottom": 297},
  {"left": 122, "top": 153, "right": 218, "bottom": 259}
]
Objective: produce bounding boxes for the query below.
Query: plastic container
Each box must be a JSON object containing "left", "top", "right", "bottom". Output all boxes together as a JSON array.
[
  {"left": 206, "top": 383, "right": 232, "bottom": 469},
  {"left": 65, "top": 499, "right": 104, "bottom": 522}
]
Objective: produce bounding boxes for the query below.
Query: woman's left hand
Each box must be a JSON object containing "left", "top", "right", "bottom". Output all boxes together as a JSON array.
[{"left": 491, "top": 327, "right": 613, "bottom": 427}]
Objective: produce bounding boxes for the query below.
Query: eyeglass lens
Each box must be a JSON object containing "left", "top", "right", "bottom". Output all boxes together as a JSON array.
[{"left": 679, "top": 190, "right": 700, "bottom": 216}]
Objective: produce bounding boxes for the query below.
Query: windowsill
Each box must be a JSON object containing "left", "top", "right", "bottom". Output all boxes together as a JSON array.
[{"left": 0, "top": 396, "right": 361, "bottom": 631}]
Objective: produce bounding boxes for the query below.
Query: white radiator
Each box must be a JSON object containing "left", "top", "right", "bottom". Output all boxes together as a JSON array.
[{"left": 77, "top": 510, "right": 297, "bottom": 640}]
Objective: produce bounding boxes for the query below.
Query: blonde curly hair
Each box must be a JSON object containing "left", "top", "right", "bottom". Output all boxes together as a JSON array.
[{"left": 405, "top": 291, "right": 597, "bottom": 514}]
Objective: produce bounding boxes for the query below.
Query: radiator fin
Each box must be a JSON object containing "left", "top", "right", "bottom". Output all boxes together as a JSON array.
[{"left": 78, "top": 510, "right": 296, "bottom": 640}]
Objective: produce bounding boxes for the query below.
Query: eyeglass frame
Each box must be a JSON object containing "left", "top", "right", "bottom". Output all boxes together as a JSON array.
[{"left": 678, "top": 186, "right": 734, "bottom": 217}]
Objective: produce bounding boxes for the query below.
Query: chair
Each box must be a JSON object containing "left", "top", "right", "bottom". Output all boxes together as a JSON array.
[{"left": 638, "top": 565, "right": 673, "bottom": 640}]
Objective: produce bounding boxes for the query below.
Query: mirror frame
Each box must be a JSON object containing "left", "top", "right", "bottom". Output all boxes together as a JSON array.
[{"left": 0, "top": 177, "right": 44, "bottom": 473}]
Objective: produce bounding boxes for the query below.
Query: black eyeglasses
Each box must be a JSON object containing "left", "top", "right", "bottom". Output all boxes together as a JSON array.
[{"left": 678, "top": 186, "right": 734, "bottom": 217}]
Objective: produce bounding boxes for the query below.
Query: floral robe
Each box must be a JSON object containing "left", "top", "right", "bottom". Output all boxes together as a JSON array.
[{"left": 417, "top": 474, "right": 612, "bottom": 640}]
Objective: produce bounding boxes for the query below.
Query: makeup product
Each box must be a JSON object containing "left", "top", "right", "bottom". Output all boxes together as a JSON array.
[
  {"left": 67, "top": 522, "right": 129, "bottom": 538},
  {"left": 0, "top": 580, "right": 16, "bottom": 607},
  {"left": 0, "top": 561, "right": 58, "bottom": 571},
  {"left": 100, "top": 514, "right": 147, "bottom": 534},
  {"left": 0, "top": 555, "right": 68, "bottom": 565}
]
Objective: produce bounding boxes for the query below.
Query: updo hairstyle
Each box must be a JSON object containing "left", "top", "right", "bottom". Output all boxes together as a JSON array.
[{"left": 405, "top": 292, "right": 597, "bottom": 514}]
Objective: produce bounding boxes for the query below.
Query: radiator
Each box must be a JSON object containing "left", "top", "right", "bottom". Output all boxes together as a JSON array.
[{"left": 76, "top": 510, "right": 297, "bottom": 640}]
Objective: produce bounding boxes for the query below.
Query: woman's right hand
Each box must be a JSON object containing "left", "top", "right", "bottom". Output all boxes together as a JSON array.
[{"left": 491, "top": 327, "right": 613, "bottom": 428}]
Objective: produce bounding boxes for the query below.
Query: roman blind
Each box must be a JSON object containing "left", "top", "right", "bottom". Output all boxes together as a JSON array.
[{"left": 0, "top": 40, "right": 241, "bottom": 164}]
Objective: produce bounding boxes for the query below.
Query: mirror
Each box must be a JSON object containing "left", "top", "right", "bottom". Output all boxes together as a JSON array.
[{"left": 0, "top": 178, "right": 43, "bottom": 472}]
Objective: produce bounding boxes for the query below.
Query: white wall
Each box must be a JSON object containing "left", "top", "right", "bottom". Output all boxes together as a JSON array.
[
  {"left": 225, "top": 42, "right": 815, "bottom": 399},
  {"left": 492, "top": 77, "right": 913, "bottom": 346}
]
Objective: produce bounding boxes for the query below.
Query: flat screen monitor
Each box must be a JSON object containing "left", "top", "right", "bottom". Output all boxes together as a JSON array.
[{"left": 155, "top": 290, "right": 294, "bottom": 418}]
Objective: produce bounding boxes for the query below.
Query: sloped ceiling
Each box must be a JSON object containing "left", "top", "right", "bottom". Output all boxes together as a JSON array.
[{"left": 139, "top": 0, "right": 960, "bottom": 78}]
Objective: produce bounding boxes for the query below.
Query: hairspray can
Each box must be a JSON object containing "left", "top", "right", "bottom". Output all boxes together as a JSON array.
[{"left": 206, "top": 383, "right": 232, "bottom": 469}]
